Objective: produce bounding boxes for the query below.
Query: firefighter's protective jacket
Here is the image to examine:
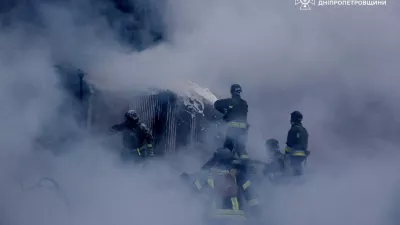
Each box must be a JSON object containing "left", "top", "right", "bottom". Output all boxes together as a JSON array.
[
  {"left": 111, "top": 121, "right": 154, "bottom": 156},
  {"left": 214, "top": 96, "right": 248, "bottom": 124},
  {"left": 191, "top": 166, "right": 260, "bottom": 220},
  {"left": 285, "top": 122, "right": 309, "bottom": 156}
]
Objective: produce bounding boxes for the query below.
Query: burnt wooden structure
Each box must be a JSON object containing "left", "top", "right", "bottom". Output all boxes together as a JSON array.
[{"left": 88, "top": 87, "right": 224, "bottom": 155}]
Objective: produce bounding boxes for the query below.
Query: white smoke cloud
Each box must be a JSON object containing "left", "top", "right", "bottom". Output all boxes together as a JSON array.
[{"left": 1, "top": 0, "right": 400, "bottom": 225}]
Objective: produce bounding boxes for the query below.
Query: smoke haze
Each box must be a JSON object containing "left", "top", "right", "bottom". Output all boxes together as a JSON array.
[{"left": 0, "top": 0, "right": 399, "bottom": 225}]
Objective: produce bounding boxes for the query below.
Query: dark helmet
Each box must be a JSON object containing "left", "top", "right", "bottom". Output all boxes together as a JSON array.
[
  {"left": 265, "top": 139, "right": 279, "bottom": 150},
  {"left": 125, "top": 109, "right": 139, "bottom": 122},
  {"left": 230, "top": 84, "right": 242, "bottom": 95},
  {"left": 290, "top": 111, "right": 303, "bottom": 123},
  {"left": 213, "top": 147, "right": 235, "bottom": 165}
]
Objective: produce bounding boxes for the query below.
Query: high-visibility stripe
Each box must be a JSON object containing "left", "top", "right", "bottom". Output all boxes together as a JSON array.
[
  {"left": 240, "top": 154, "right": 249, "bottom": 159},
  {"left": 137, "top": 148, "right": 141, "bottom": 156},
  {"left": 147, "top": 144, "right": 153, "bottom": 148},
  {"left": 242, "top": 181, "right": 251, "bottom": 190},
  {"left": 227, "top": 122, "right": 247, "bottom": 128},
  {"left": 207, "top": 178, "right": 214, "bottom": 188},
  {"left": 231, "top": 197, "right": 239, "bottom": 210},
  {"left": 285, "top": 147, "right": 292, "bottom": 153},
  {"left": 194, "top": 180, "right": 202, "bottom": 190},
  {"left": 208, "top": 210, "right": 247, "bottom": 220},
  {"left": 292, "top": 151, "right": 306, "bottom": 156},
  {"left": 213, "top": 209, "right": 245, "bottom": 216}
]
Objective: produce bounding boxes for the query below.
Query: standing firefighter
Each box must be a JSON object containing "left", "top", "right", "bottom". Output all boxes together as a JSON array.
[
  {"left": 183, "top": 147, "right": 261, "bottom": 225},
  {"left": 214, "top": 84, "right": 249, "bottom": 159},
  {"left": 110, "top": 109, "right": 155, "bottom": 162},
  {"left": 284, "top": 111, "right": 310, "bottom": 176}
]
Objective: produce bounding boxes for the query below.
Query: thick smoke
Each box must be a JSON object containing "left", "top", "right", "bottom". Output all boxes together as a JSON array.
[{"left": 1, "top": 0, "right": 400, "bottom": 225}]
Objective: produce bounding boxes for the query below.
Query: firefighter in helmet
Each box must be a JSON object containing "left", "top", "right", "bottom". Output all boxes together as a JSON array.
[
  {"left": 110, "top": 109, "right": 155, "bottom": 162},
  {"left": 214, "top": 84, "right": 249, "bottom": 159},
  {"left": 184, "top": 147, "right": 261, "bottom": 225},
  {"left": 284, "top": 111, "right": 310, "bottom": 176}
]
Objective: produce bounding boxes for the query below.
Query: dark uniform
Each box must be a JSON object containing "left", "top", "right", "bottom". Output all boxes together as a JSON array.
[
  {"left": 110, "top": 110, "right": 155, "bottom": 162},
  {"left": 214, "top": 84, "right": 249, "bottom": 159},
  {"left": 263, "top": 139, "right": 285, "bottom": 177},
  {"left": 188, "top": 148, "right": 260, "bottom": 225},
  {"left": 284, "top": 111, "right": 309, "bottom": 176}
]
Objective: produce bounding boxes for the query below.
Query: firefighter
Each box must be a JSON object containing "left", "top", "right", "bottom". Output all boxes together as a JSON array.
[
  {"left": 186, "top": 147, "right": 261, "bottom": 225},
  {"left": 284, "top": 111, "right": 310, "bottom": 176},
  {"left": 110, "top": 109, "right": 155, "bottom": 162},
  {"left": 214, "top": 84, "right": 249, "bottom": 159},
  {"left": 263, "top": 139, "right": 285, "bottom": 177}
]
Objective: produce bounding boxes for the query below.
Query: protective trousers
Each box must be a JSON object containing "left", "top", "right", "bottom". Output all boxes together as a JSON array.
[
  {"left": 288, "top": 155, "right": 306, "bottom": 176},
  {"left": 223, "top": 126, "right": 249, "bottom": 159}
]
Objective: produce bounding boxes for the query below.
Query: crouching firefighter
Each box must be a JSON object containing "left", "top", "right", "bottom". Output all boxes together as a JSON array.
[
  {"left": 190, "top": 147, "right": 261, "bottom": 225},
  {"left": 263, "top": 139, "right": 285, "bottom": 179},
  {"left": 110, "top": 109, "right": 155, "bottom": 162},
  {"left": 214, "top": 84, "right": 249, "bottom": 159},
  {"left": 284, "top": 111, "right": 310, "bottom": 176}
]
